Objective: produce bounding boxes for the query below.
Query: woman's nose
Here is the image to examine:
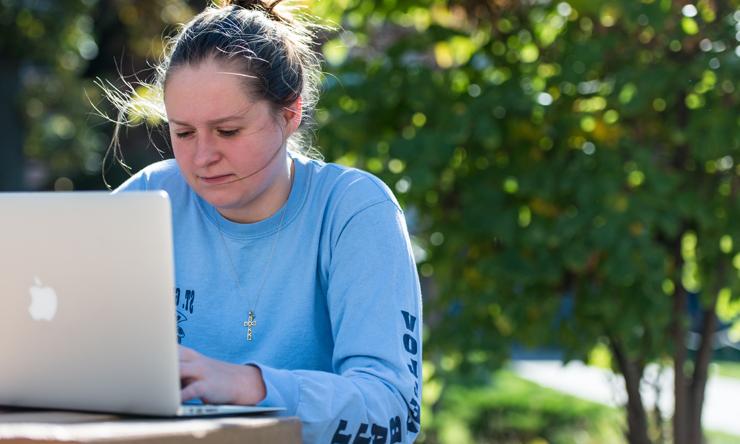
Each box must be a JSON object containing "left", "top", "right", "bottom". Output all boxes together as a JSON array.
[{"left": 192, "top": 134, "right": 221, "bottom": 167}]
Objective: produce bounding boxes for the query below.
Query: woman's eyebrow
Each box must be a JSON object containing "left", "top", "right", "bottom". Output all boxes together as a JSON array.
[{"left": 169, "top": 114, "right": 246, "bottom": 126}]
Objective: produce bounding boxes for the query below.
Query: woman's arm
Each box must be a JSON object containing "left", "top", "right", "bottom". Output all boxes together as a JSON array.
[{"left": 253, "top": 199, "right": 423, "bottom": 443}]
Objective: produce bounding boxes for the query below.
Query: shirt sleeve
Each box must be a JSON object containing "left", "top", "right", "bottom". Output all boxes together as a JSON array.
[
  {"left": 252, "top": 199, "right": 423, "bottom": 444},
  {"left": 110, "top": 170, "right": 149, "bottom": 193}
]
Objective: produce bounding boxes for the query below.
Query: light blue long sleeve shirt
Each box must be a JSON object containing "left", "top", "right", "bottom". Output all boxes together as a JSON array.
[{"left": 115, "top": 153, "right": 422, "bottom": 443}]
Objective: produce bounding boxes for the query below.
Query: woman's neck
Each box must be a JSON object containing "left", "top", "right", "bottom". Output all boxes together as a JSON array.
[{"left": 217, "top": 157, "right": 294, "bottom": 224}]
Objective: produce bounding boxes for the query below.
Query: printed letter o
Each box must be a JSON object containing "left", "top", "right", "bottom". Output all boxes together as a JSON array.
[{"left": 403, "top": 334, "right": 417, "bottom": 355}]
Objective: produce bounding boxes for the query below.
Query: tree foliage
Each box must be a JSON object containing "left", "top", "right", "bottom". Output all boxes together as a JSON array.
[
  {"left": 0, "top": 0, "right": 196, "bottom": 190},
  {"left": 309, "top": 0, "right": 740, "bottom": 442}
]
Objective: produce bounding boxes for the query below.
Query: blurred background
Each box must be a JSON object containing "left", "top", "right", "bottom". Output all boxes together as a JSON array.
[{"left": 2, "top": 0, "right": 740, "bottom": 443}]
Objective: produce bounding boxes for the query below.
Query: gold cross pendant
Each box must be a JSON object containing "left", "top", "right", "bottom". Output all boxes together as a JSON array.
[{"left": 243, "top": 311, "right": 256, "bottom": 341}]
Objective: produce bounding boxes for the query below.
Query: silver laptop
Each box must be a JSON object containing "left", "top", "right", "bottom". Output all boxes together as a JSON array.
[{"left": 0, "top": 191, "right": 282, "bottom": 417}]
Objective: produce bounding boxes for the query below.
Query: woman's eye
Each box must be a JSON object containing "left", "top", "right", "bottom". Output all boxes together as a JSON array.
[
  {"left": 218, "top": 129, "right": 240, "bottom": 137},
  {"left": 175, "top": 131, "right": 194, "bottom": 139}
]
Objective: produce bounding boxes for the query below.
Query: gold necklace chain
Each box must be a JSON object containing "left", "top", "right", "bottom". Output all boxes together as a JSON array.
[{"left": 214, "top": 167, "right": 293, "bottom": 341}]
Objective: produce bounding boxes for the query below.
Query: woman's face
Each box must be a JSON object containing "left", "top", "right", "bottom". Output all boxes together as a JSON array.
[{"left": 164, "top": 58, "right": 298, "bottom": 221}]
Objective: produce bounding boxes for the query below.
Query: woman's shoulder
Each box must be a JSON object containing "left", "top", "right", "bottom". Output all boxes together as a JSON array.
[
  {"left": 135, "top": 158, "right": 182, "bottom": 183},
  {"left": 113, "top": 159, "right": 184, "bottom": 193},
  {"left": 295, "top": 153, "right": 402, "bottom": 216}
]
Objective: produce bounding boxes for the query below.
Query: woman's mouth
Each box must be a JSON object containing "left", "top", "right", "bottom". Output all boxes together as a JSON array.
[{"left": 199, "top": 174, "right": 236, "bottom": 185}]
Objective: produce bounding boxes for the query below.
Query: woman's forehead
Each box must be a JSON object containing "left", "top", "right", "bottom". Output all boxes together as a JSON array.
[
  {"left": 167, "top": 56, "right": 257, "bottom": 91},
  {"left": 164, "top": 61, "right": 265, "bottom": 124}
]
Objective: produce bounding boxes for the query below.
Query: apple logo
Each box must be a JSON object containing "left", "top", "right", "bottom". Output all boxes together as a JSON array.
[{"left": 28, "top": 276, "right": 58, "bottom": 321}]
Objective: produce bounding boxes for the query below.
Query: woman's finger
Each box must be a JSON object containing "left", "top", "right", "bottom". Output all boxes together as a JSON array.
[
  {"left": 178, "top": 345, "right": 198, "bottom": 362},
  {"left": 181, "top": 380, "right": 204, "bottom": 402},
  {"left": 178, "top": 361, "right": 203, "bottom": 380}
]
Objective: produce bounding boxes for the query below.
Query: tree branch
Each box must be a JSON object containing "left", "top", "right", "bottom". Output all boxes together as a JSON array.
[
  {"left": 610, "top": 337, "right": 651, "bottom": 444},
  {"left": 688, "top": 262, "right": 725, "bottom": 444}
]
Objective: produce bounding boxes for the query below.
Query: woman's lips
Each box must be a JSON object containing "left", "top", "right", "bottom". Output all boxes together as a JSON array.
[{"left": 199, "top": 174, "right": 236, "bottom": 185}]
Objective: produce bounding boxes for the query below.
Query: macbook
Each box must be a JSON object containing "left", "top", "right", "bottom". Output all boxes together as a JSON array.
[{"left": 0, "top": 191, "right": 281, "bottom": 417}]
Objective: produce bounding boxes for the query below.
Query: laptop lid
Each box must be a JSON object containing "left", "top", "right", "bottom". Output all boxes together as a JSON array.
[{"left": 0, "top": 191, "right": 183, "bottom": 416}]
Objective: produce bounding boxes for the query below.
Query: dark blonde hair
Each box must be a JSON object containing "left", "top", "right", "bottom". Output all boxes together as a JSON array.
[{"left": 101, "top": 0, "right": 323, "bottom": 186}]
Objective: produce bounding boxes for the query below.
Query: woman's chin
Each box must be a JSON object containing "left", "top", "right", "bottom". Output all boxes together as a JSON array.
[{"left": 195, "top": 188, "right": 242, "bottom": 212}]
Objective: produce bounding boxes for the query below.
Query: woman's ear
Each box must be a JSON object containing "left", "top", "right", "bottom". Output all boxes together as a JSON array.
[{"left": 281, "top": 97, "right": 302, "bottom": 135}]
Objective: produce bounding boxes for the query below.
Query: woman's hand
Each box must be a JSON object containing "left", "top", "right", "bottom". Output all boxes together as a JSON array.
[{"left": 179, "top": 345, "right": 266, "bottom": 405}]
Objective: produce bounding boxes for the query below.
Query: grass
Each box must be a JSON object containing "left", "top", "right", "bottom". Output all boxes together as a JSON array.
[
  {"left": 418, "top": 368, "right": 740, "bottom": 444},
  {"left": 707, "top": 430, "right": 740, "bottom": 444},
  {"left": 712, "top": 361, "right": 740, "bottom": 379},
  {"left": 419, "top": 370, "right": 624, "bottom": 444}
]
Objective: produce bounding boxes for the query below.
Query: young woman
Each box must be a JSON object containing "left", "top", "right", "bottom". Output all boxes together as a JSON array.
[{"left": 111, "top": 1, "right": 422, "bottom": 442}]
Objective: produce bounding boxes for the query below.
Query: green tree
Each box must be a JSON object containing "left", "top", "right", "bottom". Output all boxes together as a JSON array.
[
  {"left": 309, "top": 0, "right": 740, "bottom": 443},
  {"left": 0, "top": 0, "right": 196, "bottom": 191},
  {"left": 0, "top": 0, "right": 97, "bottom": 190}
]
